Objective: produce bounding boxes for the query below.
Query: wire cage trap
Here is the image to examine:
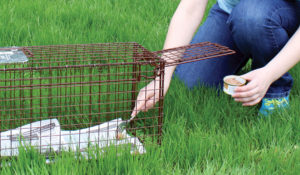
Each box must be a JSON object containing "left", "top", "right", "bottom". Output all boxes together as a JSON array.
[{"left": 0, "top": 42, "right": 234, "bottom": 157}]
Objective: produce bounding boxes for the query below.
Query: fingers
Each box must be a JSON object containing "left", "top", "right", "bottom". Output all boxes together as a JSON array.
[
  {"left": 232, "top": 88, "right": 257, "bottom": 99},
  {"left": 233, "top": 81, "right": 255, "bottom": 93},
  {"left": 234, "top": 93, "right": 261, "bottom": 105},
  {"left": 232, "top": 81, "right": 257, "bottom": 99},
  {"left": 141, "top": 96, "right": 156, "bottom": 112},
  {"left": 131, "top": 85, "right": 158, "bottom": 117},
  {"left": 136, "top": 89, "right": 155, "bottom": 107},
  {"left": 131, "top": 92, "right": 148, "bottom": 117},
  {"left": 231, "top": 80, "right": 268, "bottom": 106},
  {"left": 232, "top": 81, "right": 262, "bottom": 106},
  {"left": 234, "top": 91, "right": 261, "bottom": 106},
  {"left": 131, "top": 107, "right": 139, "bottom": 117},
  {"left": 131, "top": 90, "right": 147, "bottom": 117},
  {"left": 240, "top": 97, "right": 262, "bottom": 106},
  {"left": 131, "top": 95, "right": 157, "bottom": 117}
]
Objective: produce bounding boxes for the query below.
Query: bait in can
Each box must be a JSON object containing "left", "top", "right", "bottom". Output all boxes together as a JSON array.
[{"left": 223, "top": 75, "right": 246, "bottom": 95}]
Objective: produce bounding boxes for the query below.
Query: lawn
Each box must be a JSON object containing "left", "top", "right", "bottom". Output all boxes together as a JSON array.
[{"left": 0, "top": 0, "right": 299, "bottom": 174}]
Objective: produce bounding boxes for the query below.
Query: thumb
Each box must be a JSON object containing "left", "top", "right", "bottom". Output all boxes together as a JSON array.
[{"left": 240, "top": 71, "right": 255, "bottom": 81}]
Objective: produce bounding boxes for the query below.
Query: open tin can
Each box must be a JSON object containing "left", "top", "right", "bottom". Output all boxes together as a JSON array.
[{"left": 223, "top": 75, "right": 246, "bottom": 95}]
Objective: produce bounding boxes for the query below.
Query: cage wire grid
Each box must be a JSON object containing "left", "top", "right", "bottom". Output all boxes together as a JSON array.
[{"left": 0, "top": 42, "right": 234, "bottom": 157}]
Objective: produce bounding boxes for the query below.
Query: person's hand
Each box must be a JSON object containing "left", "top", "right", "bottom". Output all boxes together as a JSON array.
[
  {"left": 232, "top": 67, "right": 273, "bottom": 106},
  {"left": 131, "top": 76, "right": 171, "bottom": 117}
]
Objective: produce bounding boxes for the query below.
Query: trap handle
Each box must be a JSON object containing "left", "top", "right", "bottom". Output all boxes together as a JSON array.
[{"left": 152, "top": 42, "right": 235, "bottom": 67}]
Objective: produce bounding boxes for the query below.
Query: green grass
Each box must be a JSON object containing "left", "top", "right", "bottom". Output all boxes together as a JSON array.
[{"left": 0, "top": 0, "right": 300, "bottom": 174}]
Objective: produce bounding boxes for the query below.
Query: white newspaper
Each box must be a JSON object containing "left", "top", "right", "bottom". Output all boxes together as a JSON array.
[
  {"left": 0, "top": 47, "right": 28, "bottom": 64},
  {"left": 0, "top": 118, "right": 145, "bottom": 157}
]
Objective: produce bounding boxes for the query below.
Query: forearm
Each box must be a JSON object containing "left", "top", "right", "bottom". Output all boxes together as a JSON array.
[
  {"left": 163, "top": 0, "right": 208, "bottom": 50},
  {"left": 163, "top": 0, "right": 208, "bottom": 76},
  {"left": 265, "top": 27, "right": 300, "bottom": 82}
]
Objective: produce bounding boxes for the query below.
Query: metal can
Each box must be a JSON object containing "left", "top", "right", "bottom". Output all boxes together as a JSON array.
[{"left": 223, "top": 75, "right": 246, "bottom": 95}]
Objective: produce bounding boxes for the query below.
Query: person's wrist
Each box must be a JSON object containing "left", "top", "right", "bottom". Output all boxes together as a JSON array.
[{"left": 263, "top": 65, "right": 278, "bottom": 84}]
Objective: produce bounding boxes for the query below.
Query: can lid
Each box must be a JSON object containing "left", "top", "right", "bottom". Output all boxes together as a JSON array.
[{"left": 223, "top": 75, "right": 246, "bottom": 86}]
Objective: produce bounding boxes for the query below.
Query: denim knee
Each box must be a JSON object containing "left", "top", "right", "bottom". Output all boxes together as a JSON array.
[
  {"left": 227, "top": 0, "right": 275, "bottom": 56},
  {"left": 227, "top": 0, "right": 299, "bottom": 67}
]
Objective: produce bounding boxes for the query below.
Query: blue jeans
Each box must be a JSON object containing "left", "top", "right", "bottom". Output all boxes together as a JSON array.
[{"left": 175, "top": 0, "right": 300, "bottom": 98}]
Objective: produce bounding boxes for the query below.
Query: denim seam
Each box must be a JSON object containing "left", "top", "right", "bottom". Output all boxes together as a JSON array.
[
  {"left": 265, "top": 90, "right": 290, "bottom": 99},
  {"left": 265, "top": 7, "right": 293, "bottom": 98},
  {"left": 267, "top": 7, "right": 293, "bottom": 50}
]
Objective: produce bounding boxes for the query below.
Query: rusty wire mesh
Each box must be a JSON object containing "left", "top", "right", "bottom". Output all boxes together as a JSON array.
[{"left": 0, "top": 42, "right": 234, "bottom": 157}]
